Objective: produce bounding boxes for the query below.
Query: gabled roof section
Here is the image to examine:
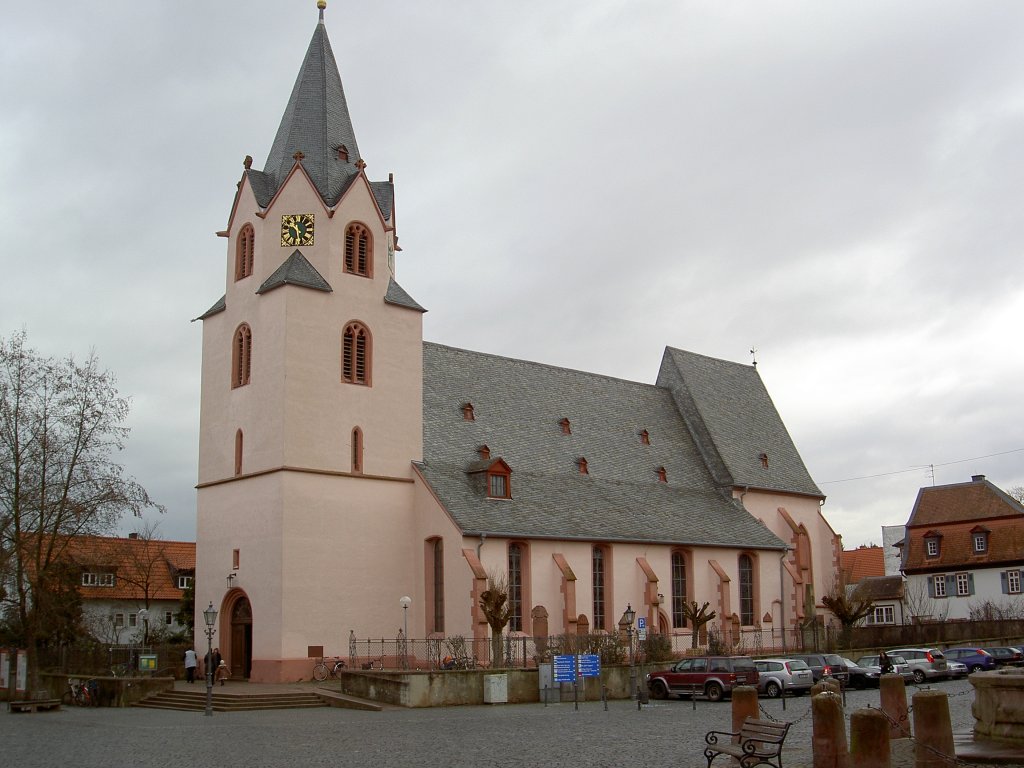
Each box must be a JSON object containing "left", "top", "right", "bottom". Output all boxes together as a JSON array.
[
  {"left": 370, "top": 180, "right": 394, "bottom": 220},
  {"left": 257, "top": 250, "right": 332, "bottom": 295},
  {"left": 263, "top": 15, "right": 362, "bottom": 206},
  {"left": 656, "top": 347, "right": 822, "bottom": 498},
  {"left": 841, "top": 545, "right": 885, "bottom": 583},
  {"left": 195, "top": 295, "right": 226, "bottom": 321},
  {"left": 385, "top": 278, "right": 425, "bottom": 312},
  {"left": 852, "top": 574, "right": 904, "bottom": 602},
  {"left": 906, "top": 476, "right": 1024, "bottom": 528},
  {"left": 61, "top": 535, "right": 195, "bottom": 602},
  {"left": 418, "top": 343, "right": 787, "bottom": 549}
]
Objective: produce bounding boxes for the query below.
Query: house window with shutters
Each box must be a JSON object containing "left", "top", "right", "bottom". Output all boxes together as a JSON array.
[
  {"left": 955, "top": 572, "right": 972, "bottom": 597},
  {"left": 1006, "top": 570, "right": 1021, "bottom": 595},
  {"left": 932, "top": 574, "right": 947, "bottom": 598},
  {"left": 926, "top": 538, "right": 940, "bottom": 557},
  {"left": 342, "top": 322, "right": 371, "bottom": 385},
  {"left": 344, "top": 223, "right": 372, "bottom": 277}
]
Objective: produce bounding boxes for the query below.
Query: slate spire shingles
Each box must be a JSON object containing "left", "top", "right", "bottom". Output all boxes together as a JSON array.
[{"left": 262, "top": 15, "right": 362, "bottom": 206}]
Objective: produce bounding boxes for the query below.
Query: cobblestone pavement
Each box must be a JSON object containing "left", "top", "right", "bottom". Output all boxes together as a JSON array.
[{"left": 3, "top": 678, "right": 1019, "bottom": 768}]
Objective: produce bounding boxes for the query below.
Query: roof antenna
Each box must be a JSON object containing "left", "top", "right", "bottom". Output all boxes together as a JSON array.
[
  {"left": 750, "top": 347, "right": 758, "bottom": 368},
  {"left": 318, "top": 0, "right": 326, "bottom": 22}
]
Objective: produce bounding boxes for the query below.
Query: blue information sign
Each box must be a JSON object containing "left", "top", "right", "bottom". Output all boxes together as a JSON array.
[
  {"left": 553, "top": 654, "right": 577, "bottom": 683},
  {"left": 579, "top": 654, "right": 601, "bottom": 678},
  {"left": 637, "top": 617, "right": 647, "bottom": 630}
]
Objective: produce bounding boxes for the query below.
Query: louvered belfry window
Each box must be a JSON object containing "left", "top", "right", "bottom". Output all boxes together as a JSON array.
[
  {"left": 342, "top": 323, "right": 370, "bottom": 385},
  {"left": 232, "top": 324, "right": 252, "bottom": 388},
  {"left": 235, "top": 224, "right": 255, "bottom": 280},
  {"left": 344, "top": 223, "right": 371, "bottom": 277}
]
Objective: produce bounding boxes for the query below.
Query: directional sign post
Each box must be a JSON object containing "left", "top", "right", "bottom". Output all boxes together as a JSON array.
[{"left": 553, "top": 654, "right": 577, "bottom": 683}]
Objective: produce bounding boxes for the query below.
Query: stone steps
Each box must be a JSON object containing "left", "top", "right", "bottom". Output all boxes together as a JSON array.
[{"left": 134, "top": 689, "right": 329, "bottom": 712}]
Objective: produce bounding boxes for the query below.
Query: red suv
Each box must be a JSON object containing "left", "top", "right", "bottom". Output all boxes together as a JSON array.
[{"left": 646, "top": 656, "right": 759, "bottom": 702}]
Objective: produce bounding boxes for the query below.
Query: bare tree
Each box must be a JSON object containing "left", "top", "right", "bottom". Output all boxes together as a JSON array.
[
  {"left": 0, "top": 330, "right": 161, "bottom": 686},
  {"left": 821, "top": 576, "right": 874, "bottom": 648},
  {"left": 1008, "top": 486, "right": 1024, "bottom": 505},
  {"left": 679, "top": 600, "right": 717, "bottom": 648},
  {"left": 903, "top": 577, "right": 948, "bottom": 623},
  {"left": 479, "top": 572, "right": 513, "bottom": 668},
  {"left": 109, "top": 520, "right": 168, "bottom": 646}
]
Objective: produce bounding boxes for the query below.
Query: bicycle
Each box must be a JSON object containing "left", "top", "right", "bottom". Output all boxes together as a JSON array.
[
  {"left": 361, "top": 656, "right": 384, "bottom": 670},
  {"left": 63, "top": 678, "right": 99, "bottom": 706},
  {"left": 312, "top": 657, "right": 347, "bottom": 681}
]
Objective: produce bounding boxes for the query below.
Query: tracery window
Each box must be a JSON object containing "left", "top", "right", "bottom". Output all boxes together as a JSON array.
[
  {"left": 235, "top": 224, "right": 254, "bottom": 280},
  {"left": 671, "top": 551, "right": 688, "bottom": 628},
  {"left": 738, "top": 554, "right": 754, "bottom": 625},
  {"left": 232, "top": 324, "right": 252, "bottom": 388},
  {"left": 344, "top": 223, "right": 372, "bottom": 277},
  {"left": 342, "top": 323, "right": 370, "bottom": 385}
]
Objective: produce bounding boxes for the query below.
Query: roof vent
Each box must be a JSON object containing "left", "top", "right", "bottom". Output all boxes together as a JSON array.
[
  {"left": 559, "top": 418, "right": 571, "bottom": 435},
  {"left": 461, "top": 403, "right": 475, "bottom": 421},
  {"left": 972, "top": 474, "right": 985, "bottom": 482},
  {"left": 478, "top": 445, "right": 490, "bottom": 460},
  {"left": 759, "top": 452, "right": 769, "bottom": 469},
  {"left": 128, "top": 532, "right": 139, "bottom": 540}
]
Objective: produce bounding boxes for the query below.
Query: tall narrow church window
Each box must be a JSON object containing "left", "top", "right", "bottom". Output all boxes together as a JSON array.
[
  {"left": 592, "top": 546, "right": 607, "bottom": 631},
  {"left": 235, "top": 224, "right": 254, "bottom": 280},
  {"left": 351, "top": 427, "right": 363, "bottom": 474},
  {"left": 508, "top": 543, "right": 524, "bottom": 632},
  {"left": 671, "top": 551, "right": 688, "bottom": 628},
  {"left": 342, "top": 322, "right": 371, "bottom": 385},
  {"left": 344, "top": 223, "right": 372, "bottom": 277},
  {"left": 232, "top": 324, "right": 252, "bottom": 388},
  {"left": 234, "top": 429, "right": 243, "bottom": 476},
  {"left": 738, "top": 554, "right": 754, "bottom": 625},
  {"left": 426, "top": 538, "right": 444, "bottom": 633}
]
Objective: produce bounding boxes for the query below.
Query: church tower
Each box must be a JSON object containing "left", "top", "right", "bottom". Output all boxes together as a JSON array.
[{"left": 195, "top": 2, "right": 425, "bottom": 682}]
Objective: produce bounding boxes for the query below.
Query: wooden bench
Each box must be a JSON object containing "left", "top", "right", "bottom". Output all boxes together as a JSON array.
[
  {"left": 8, "top": 699, "right": 62, "bottom": 714},
  {"left": 704, "top": 717, "right": 790, "bottom": 768}
]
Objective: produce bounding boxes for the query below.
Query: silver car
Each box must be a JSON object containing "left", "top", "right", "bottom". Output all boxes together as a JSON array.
[
  {"left": 855, "top": 653, "right": 913, "bottom": 683},
  {"left": 754, "top": 658, "right": 814, "bottom": 698},
  {"left": 889, "top": 647, "right": 948, "bottom": 683}
]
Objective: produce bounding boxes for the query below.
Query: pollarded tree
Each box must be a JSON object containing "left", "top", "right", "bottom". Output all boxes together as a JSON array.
[
  {"left": 479, "top": 572, "right": 513, "bottom": 668},
  {"left": 0, "top": 330, "right": 161, "bottom": 686},
  {"left": 821, "top": 578, "right": 874, "bottom": 648},
  {"left": 680, "top": 601, "right": 717, "bottom": 649}
]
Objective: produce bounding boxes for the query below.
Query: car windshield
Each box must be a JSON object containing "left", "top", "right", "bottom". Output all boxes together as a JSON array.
[{"left": 824, "top": 654, "right": 845, "bottom": 666}]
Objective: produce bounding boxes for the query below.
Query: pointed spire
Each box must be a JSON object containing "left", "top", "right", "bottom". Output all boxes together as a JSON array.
[{"left": 263, "top": 3, "right": 361, "bottom": 205}]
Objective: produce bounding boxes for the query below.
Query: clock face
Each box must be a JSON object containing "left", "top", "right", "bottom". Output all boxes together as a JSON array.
[{"left": 281, "top": 213, "right": 314, "bottom": 247}]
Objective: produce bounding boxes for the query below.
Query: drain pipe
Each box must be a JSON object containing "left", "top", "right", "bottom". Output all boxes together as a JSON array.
[
  {"left": 779, "top": 546, "right": 791, "bottom": 653},
  {"left": 477, "top": 533, "right": 486, "bottom": 558}
]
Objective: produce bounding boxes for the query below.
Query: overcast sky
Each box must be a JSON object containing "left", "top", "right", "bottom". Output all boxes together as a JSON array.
[{"left": 3, "top": 1, "right": 1022, "bottom": 550}]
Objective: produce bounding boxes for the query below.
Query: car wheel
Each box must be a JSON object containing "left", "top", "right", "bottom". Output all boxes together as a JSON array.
[
  {"left": 705, "top": 682, "right": 724, "bottom": 702},
  {"left": 913, "top": 669, "right": 926, "bottom": 684},
  {"left": 765, "top": 681, "right": 781, "bottom": 699},
  {"left": 970, "top": 664, "right": 984, "bottom": 673},
  {"left": 651, "top": 680, "right": 668, "bottom": 700}
]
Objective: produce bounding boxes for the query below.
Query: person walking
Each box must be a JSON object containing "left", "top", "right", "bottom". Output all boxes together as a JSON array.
[
  {"left": 184, "top": 648, "right": 198, "bottom": 683},
  {"left": 216, "top": 660, "right": 230, "bottom": 686},
  {"left": 879, "top": 649, "right": 894, "bottom": 675}
]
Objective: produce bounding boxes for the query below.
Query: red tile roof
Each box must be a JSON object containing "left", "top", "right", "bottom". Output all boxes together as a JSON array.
[
  {"left": 62, "top": 535, "right": 195, "bottom": 601},
  {"left": 841, "top": 545, "right": 886, "bottom": 583}
]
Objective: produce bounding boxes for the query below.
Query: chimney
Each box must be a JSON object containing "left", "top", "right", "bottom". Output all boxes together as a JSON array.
[
  {"left": 128, "top": 532, "right": 139, "bottom": 539},
  {"left": 972, "top": 475, "right": 985, "bottom": 483}
]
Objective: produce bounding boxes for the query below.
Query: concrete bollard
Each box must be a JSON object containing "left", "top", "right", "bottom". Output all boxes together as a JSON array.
[
  {"left": 812, "top": 691, "right": 850, "bottom": 768},
  {"left": 732, "top": 685, "right": 759, "bottom": 740},
  {"left": 880, "top": 674, "right": 910, "bottom": 739},
  {"left": 850, "top": 708, "right": 891, "bottom": 768},
  {"left": 911, "top": 690, "right": 955, "bottom": 768},
  {"left": 812, "top": 678, "right": 841, "bottom": 697}
]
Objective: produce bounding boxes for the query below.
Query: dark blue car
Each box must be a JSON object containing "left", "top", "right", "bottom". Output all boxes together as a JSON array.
[{"left": 943, "top": 647, "right": 998, "bottom": 672}]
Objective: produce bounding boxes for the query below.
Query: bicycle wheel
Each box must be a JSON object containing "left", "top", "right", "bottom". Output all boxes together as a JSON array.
[{"left": 313, "top": 663, "right": 328, "bottom": 681}]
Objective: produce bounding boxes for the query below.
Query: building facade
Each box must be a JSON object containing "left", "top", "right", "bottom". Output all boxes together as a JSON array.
[{"left": 194, "top": 5, "right": 841, "bottom": 682}]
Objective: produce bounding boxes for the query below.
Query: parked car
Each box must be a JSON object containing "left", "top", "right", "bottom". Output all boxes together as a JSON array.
[
  {"left": 854, "top": 654, "right": 913, "bottom": 683},
  {"left": 946, "top": 661, "right": 969, "bottom": 679},
  {"left": 786, "top": 653, "right": 850, "bottom": 686},
  {"left": 840, "top": 658, "right": 878, "bottom": 689},
  {"left": 646, "top": 656, "right": 759, "bottom": 702},
  {"left": 754, "top": 658, "right": 814, "bottom": 698},
  {"left": 889, "top": 648, "right": 948, "bottom": 683},
  {"left": 943, "top": 647, "right": 998, "bottom": 673},
  {"left": 982, "top": 647, "right": 1024, "bottom": 667}
]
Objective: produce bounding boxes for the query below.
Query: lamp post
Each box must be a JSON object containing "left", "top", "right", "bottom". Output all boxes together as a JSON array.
[
  {"left": 203, "top": 602, "right": 218, "bottom": 717},
  {"left": 399, "top": 596, "right": 412, "bottom": 669},
  {"left": 138, "top": 608, "right": 150, "bottom": 649},
  {"left": 621, "top": 604, "right": 636, "bottom": 699}
]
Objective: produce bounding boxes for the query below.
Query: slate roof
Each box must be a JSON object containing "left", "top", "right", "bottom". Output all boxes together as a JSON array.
[
  {"left": 385, "top": 278, "right": 425, "bottom": 312},
  {"left": 419, "top": 343, "right": 788, "bottom": 550},
  {"left": 262, "top": 18, "right": 363, "bottom": 207},
  {"left": 257, "top": 250, "right": 332, "bottom": 295},
  {"left": 195, "top": 295, "right": 226, "bottom": 321},
  {"left": 657, "top": 348, "right": 822, "bottom": 497}
]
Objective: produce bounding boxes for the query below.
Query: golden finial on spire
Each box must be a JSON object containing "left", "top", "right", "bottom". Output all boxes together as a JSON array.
[{"left": 318, "top": 0, "right": 327, "bottom": 21}]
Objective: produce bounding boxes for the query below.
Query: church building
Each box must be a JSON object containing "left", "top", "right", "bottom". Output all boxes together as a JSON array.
[{"left": 195, "top": 4, "right": 840, "bottom": 683}]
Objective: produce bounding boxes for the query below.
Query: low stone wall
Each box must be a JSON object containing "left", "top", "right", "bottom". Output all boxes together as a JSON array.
[
  {"left": 339, "top": 664, "right": 644, "bottom": 708},
  {"left": 41, "top": 673, "right": 174, "bottom": 707},
  {"left": 972, "top": 667, "right": 1024, "bottom": 744}
]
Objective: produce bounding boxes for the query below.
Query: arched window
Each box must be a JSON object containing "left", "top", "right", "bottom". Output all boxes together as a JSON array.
[
  {"left": 426, "top": 538, "right": 444, "bottom": 633},
  {"left": 234, "top": 429, "right": 243, "bottom": 476},
  {"left": 232, "top": 324, "right": 252, "bottom": 388},
  {"left": 671, "top": 551, "right": 688, "bottom": 628},
  {"left": 508, "top": 543, "right": 524, "bottom": 632},
  {"left": 351, "top": 427, "right": 363, "bottom": 474},
  {"left": 235, "top": 224, "right": 254, "bottom": 281},
  {"left": 344, "top": 222, "right": 372, "bottom": 277},
  {"left": 342, "top": 322, "right": 371, "bottom": 385},
  {"left": 592, "top": 546, "right": 607, "bottom": 631},
  {"left": 738, "top": 554, "right": 755, "bottom": 626}
]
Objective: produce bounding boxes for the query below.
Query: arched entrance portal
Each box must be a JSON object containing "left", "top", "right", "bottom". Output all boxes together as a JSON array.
[{"left": 228, "top": 595, "right": 252, "bottom": 680}]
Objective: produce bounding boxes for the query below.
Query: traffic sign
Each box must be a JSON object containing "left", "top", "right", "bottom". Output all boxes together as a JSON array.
[{"left": 637, "top": 617, "right": 647, "bottom": 630}]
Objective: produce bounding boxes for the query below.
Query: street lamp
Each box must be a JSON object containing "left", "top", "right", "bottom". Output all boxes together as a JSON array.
[
  {"left": 399, "top": 596, "right": 412, "bottom": 669},
  {"left": 203, "top": 602, "right": 218, "bottom": 717},
  {"left": 620, "top": 604, "right": 636, "bottom": 699},
  {"left": 138, "top": 609, "right": 150, "bottom": 649}
]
